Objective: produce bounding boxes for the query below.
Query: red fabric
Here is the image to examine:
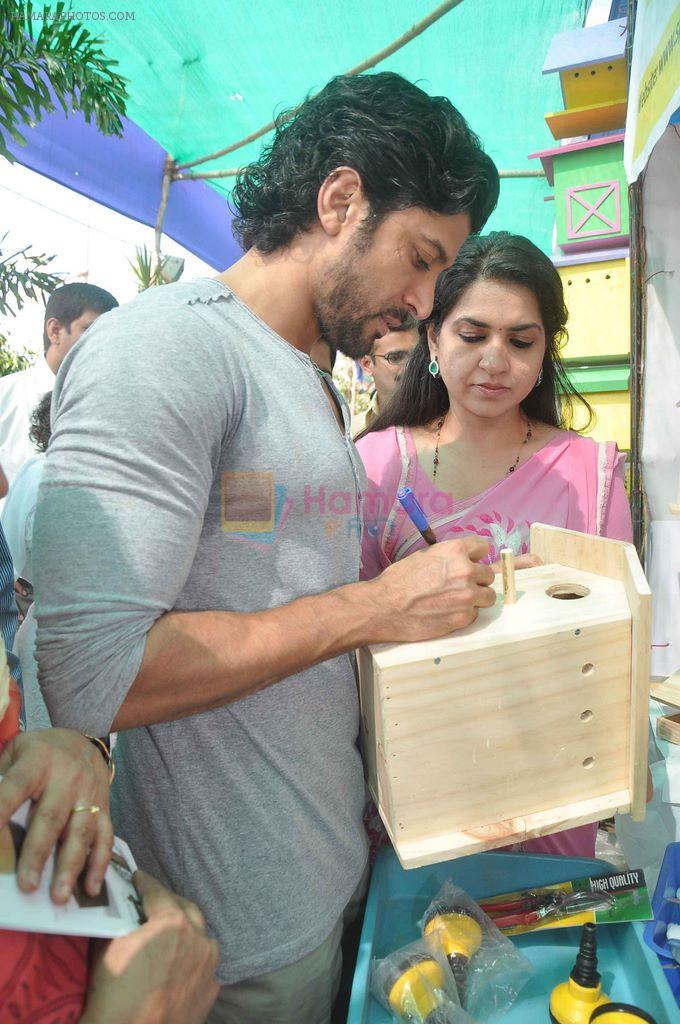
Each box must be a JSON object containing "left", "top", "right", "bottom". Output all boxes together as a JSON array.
[
  {"left": 0, "top": 931, "right": 89, "bottom": 1023},
  {"left": 0, "top": 680, "right": 22, "bottom": 747}
]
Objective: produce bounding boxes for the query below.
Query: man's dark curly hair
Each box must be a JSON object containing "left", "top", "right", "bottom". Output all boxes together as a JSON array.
[{"left": 232, "top": 72, "right": 500, "bottom": 253}]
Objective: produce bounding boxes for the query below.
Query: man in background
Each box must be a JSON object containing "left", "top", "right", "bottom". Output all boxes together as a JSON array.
[
  {"left": 0, "top": 283, "right": 118, "bottom": 488},
  {"left": 351, "top": 319, "right": 419, "bottom": 436}
]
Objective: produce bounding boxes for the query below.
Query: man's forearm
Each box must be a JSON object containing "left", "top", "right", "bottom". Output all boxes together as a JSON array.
[{"left": 112, "top": 580, "right": 381, "bottom": 730}]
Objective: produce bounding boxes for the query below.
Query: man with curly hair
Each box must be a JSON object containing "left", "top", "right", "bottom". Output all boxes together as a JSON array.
[{"left": 35, "top": 73, "right": 499, "bottom": 1023}]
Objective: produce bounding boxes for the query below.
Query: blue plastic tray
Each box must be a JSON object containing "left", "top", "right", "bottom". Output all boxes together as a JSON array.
[
  {"left": 348, "top": 848, "right": 679, "bottom": 1023},
  {"left": 644, "top": 842, "right": 680, "bottom": 1007}
]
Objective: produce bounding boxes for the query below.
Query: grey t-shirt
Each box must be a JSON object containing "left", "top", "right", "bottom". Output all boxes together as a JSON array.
[{"left": 34, "top": 279, "right": 368, "bottom": 984}]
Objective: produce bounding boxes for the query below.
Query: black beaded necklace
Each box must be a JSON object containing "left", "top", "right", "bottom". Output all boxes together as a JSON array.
[{"left": 432, "top": 415, "right": 533, "bottom": 485}]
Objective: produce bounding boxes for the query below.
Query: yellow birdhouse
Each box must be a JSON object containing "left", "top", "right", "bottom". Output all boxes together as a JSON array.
[
  {"left": 543, "top": 17, "right": 628, "bottom": 140},
  {"left": 557, "top": 255, "right": 630, "bottom": 361}
]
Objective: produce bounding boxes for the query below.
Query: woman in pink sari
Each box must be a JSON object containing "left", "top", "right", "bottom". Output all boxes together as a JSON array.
[{"left": 356, "top": 231, "right": 632, "bottom": 859}]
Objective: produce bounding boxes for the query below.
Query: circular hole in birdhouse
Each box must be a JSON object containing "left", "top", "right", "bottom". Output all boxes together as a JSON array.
[
  {"left": 585, "top": 277, "right": 591, "bottom": 283},
  {"left": 605, "top": 274, "right": 611, "bottom": 280},
  {"left": 590, "top": 69, "right": 596, "bottom": 75},
  {"left": 608, "top": 64, "right": 613, "bottom": 70},
  {"left": 546, "top": 584, "right": 591, "bottom": 600},
  {"left": 583, "top": 756, "right": 595, "bottom": 769},
  {"left": 567, "top": 279, "right": 573, "bottom": 285},
  {"left": 574, "top": 628, "right": 582, "bottom": 636},
  {"left": 434, "top": 657, "right": 441, "bottom": 665},
  {"left": 582, "top": 663, "right": 594, "bottom": 675},
  {"left": 574, "top": 71, "right": 580, "bottom": 78},
  {"left": 580, "top": 709, "right": 594, "bottom": 722}
]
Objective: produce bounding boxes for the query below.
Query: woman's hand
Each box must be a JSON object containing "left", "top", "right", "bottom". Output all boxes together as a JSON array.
[
  {"left": 490, "top": 553, "right": 543, "bottom": 573},
  {"left": 0, "top": 728, "right": 113, "bottom": 903},
  {"left": 81, "top": 872, "right": 220, "bottom": 1024}
]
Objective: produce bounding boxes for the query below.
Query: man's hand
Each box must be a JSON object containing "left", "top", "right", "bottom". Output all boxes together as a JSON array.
[
  {"left": 0, "top": 729, "right": 113, "bottom": 902},
  {"left": 106, "top": 540, "right": 496, "bottom": 729},
  {"left": 366, "top": 536, "right": 496, "bottom": 643},
  {"left": 82, "top": 871, "right": 220, "bottom": 1024}
]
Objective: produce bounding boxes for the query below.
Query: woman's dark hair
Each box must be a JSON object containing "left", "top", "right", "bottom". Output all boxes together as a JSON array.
[
  {"left": 362, "top": 231, "right": 593, "bottom": 437},
  {"left": 29, "top": 391, "right": 52, "bottom": 453},
  {"left": 232, "top": 72, "right": 499, "bottom": 253}
]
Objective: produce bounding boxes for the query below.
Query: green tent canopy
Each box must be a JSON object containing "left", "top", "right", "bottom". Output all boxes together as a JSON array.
[{"left": 67, "top": 0, "right": 587, "bottom": 253}]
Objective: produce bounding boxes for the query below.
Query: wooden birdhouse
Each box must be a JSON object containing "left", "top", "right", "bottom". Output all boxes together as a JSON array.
[
  {"left": 542, "top": 17, "right": 628, "bottom": 139},
  {"left": 555, "top": 252, "right": 630, "bottom": 360},
  {"left": 358, "top": 525, "right": 651, "bottom": 870},
  {"left": 530, "top": 134, "right": 629, "bottom": 255},
  {"left": 552, "top": 251, "right": 631, "bottom": 450}
]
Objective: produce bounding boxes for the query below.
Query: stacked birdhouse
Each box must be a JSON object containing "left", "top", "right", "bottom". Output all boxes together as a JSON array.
[{"left": 529, "top": 17, "right": 631, "bottom": 451}]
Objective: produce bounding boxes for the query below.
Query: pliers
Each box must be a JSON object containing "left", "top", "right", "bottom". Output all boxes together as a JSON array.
[{"left": 478, "top": 888, "right": 616, "bottom": 928}]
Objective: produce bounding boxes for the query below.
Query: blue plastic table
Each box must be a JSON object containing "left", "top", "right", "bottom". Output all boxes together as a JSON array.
[{"left": 348, "top": 848, "right": 679, "bottom": 1023}]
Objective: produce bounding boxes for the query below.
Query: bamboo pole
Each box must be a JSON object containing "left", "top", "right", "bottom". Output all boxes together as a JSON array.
[
  {"left": 175, "top": 166, "right": 547, "bottom": 183},
  {"left": 175, "top": 0, "right": 467, "bottom": 173}
]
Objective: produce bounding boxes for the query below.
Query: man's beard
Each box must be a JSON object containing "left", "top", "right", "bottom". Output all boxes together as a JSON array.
[
  {"left": 312, "top": 230, "right": 407, "bottom": 360},
  {"left": 313, "top": 264, "right": 378, "bottom": 360}
]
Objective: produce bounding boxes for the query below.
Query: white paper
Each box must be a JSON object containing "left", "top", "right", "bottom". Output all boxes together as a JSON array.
[{"left": 0, "top": 794, "right": 142, "bottom": 938}]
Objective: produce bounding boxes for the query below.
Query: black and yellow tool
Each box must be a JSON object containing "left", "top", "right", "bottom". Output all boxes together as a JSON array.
[
  {"left": 383, "top": 951, "right": 452, "bottom": 1023},
  {"left": 589, "top": 1003, "right": 658, "bottom": 1023},
  {"left": 422, "top": 902, "right": 483, "bottom": 994},
  {"left": 549, "top": 922, "right": 610, "bottom": 1024}
]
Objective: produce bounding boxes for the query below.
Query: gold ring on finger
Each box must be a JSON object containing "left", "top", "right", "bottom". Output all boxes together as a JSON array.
[{"left": 71, "top": 804, "right": 101, "bottom": 816}]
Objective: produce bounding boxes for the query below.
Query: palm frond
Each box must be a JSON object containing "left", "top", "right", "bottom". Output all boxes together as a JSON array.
[{"left": 0, "top": 0, "right": 129, "bottom": 160}]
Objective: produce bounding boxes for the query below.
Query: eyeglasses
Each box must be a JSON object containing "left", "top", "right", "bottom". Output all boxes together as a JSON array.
[{"left": 372, "top": 350, "right": 413, "bottom": 367}]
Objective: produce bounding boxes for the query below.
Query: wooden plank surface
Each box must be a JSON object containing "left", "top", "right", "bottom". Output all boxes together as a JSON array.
[
  {"left": 545, "top": 100, "right": 627, "bottom": 140},
  {"left": 530, "top": 526, "right": 650, "bottom": 821},
  {"left": 620, "top": 543, "right": 652, "bottom": 820},
  {"left": 378, "top": 619, "right": 630, "bottom": 844},
  {"left": 651, "top": 671, "right": 680, "bottom": 707},
  {"left": 530, "top": 523, "right": 625, "bottom": 579},
  {"left": 657, "top": 713, "right": 680, "bottom": 745},
  {"left": 358, "top": 647, "right": 397, "bottom": 832},
  {"left": 392, "top": 790, "right": 631, "bottom": 869},
  {"left": 369, "top": 562, "right": 630, "bottom": 671}
]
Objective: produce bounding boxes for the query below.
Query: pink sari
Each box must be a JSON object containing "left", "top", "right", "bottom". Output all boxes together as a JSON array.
[{"left": 357, "top": 427, "right": 633, "bottom": 858}]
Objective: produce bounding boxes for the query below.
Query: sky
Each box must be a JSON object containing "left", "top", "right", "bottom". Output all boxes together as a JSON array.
[{"left": 0, "top": 160, "right": 214, "bottom": 358}]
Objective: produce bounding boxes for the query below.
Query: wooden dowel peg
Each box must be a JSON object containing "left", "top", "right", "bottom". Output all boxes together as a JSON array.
[{"left": 500, "top": 547, "right": 517, "bottom": 604}]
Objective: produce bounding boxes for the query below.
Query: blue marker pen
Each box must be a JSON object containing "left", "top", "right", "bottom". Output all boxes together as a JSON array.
[{"left": 397, "top": 486, "right": 437, "bottom": 546}]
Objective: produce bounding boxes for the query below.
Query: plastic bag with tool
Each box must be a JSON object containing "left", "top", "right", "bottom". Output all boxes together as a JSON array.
[
  {"left": 371, "top": 939, "right": 476, "bottom": 1024},
  {"left": 419, "top": 880, "right": 533, "bottom": 1022}
]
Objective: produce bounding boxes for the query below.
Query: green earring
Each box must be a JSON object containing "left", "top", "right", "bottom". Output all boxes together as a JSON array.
[{"left": 428, "top": 358, "right": 440, "bottom": 378}]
